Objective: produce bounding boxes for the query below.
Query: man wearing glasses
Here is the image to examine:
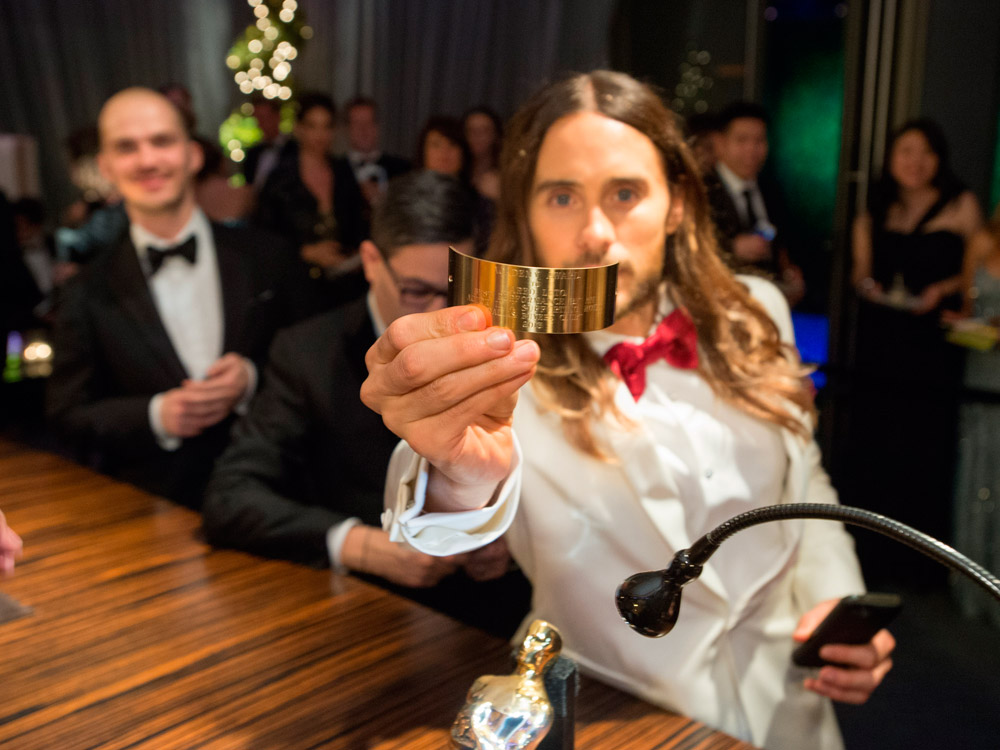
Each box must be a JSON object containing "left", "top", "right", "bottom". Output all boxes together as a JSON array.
[{"left": 202, "top": 170, "right": 530, "bottom": 638}]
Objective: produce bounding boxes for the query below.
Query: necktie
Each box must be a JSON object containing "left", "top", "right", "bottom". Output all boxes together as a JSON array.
[
  {"left": 742, "top": 188, "right": 760, "bottom": 230},
  {"left": 603, "top": 308, "right": 699, "bottom": 401},
  {"left": 147, "top": 235, "right": 197, "bottom": 275}
]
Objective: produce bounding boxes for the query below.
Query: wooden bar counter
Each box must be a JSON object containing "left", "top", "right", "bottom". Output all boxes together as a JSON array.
[{"left": 0, "top": 441, "right": 754, "bottom": 749}]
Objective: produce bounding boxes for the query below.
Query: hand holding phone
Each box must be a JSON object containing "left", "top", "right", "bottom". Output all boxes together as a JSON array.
[{"left": 792, "top": 593, "right": 902, "bottom": 668}]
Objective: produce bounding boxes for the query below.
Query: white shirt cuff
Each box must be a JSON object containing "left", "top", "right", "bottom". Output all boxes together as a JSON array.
[
  {"left": 381, "top": 436, "right": 522, "bottom": 556},
  {"left": 148, "top": 393, "right": 182, "bottom": 451},
  {"left": 327, "top": 517, "right": 362, "bottom": 574},
  {"left": 234, "top": 358, "right": 258, "bottom": 415}
]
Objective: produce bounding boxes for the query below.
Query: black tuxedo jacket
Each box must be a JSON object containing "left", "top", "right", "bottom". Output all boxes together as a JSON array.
[
  {"left": 203, "top": 298, "right": 532, "bottom": 637},
  {"left": 46, "top": 222, "right": 307, "bottom": 506},
  {"left": 203, "top": 298, "right": 394, "bottom": 564},
  {"left": 704, "top": 167, "right": 793, "bottom": 277}
]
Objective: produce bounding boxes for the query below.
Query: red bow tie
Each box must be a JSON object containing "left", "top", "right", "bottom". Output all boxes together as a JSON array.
[{"left": 603, "top": 308, "right": 699, "bottom": 400}]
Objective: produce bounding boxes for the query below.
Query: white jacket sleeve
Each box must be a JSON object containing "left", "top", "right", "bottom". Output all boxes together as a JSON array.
[
  {"left": 792, "top": 438, "right": 866, "bottom": 608},
  {"left": 380, "top": 436, "right": 523, "bottom": 556},
  {"left": 741, "top": 275, "right": 866, "bottom": 607}
]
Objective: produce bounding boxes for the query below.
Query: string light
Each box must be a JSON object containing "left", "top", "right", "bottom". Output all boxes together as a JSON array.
[
  {"left": 223, "top": 0, "right": 310, "bottom": 163},
  {"left": 672, "top": 47, "right": 713, "bottom": 113}
]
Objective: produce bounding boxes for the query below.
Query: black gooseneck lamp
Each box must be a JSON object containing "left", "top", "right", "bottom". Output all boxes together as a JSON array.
[{"left": 616, "top": 503, "right": 1000, "bottom": 638}]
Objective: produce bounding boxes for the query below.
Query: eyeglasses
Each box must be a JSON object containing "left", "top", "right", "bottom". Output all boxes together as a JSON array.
[{"left": 384, "top": 261, "right": 450, "bottom": 309}]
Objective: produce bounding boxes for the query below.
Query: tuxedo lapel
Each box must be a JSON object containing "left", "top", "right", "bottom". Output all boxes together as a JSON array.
[
  {"left": 213, "top": 226, "right": 253, "bottom": 354},
  {"left": 106, "top": 236, "right": 188, "bottom": 383}
]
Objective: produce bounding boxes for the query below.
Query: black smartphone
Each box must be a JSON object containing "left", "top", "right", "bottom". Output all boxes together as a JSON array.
[{"left": 792, "top": 592, "right": 902, "bottom": 668}]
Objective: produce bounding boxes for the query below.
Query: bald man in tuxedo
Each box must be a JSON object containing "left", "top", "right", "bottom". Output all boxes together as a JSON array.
[{"left": 47, "top": 88, "right": 306, "bottom": 506}]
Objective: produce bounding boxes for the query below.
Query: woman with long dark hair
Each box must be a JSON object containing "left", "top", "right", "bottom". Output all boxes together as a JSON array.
[
  {"left": 363, "top": 71, "right": 893, "bottom": 750},
  {"left": 255, "top": 92, "right": 366, "bottom": 307},
  {"left": 852, "top": 119, "right": 981, "bottom": 312},
  {"left": 416, "top": 115, "right": 471, "bottom": 183},
  {"left": 418, "top": 114, "right": 496, "bottom": 255},
  {"left": 848, "top": 119, "right": 982, "bottom": 582},
  {"left": 462, "top": 105, "right": 503, "bottom": 201}
]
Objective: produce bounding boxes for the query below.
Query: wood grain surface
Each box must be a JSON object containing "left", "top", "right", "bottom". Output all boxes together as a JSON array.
[{"left": 0, "top": 441, "right": 755, "bottom": 750}]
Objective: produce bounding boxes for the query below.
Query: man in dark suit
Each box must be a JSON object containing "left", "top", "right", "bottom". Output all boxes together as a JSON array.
[
  {"left": 47, "top": 87, "right": 305, "bottom": 507},
  {"left": 334, "top": 97, "right": 410, "bottom": 239},
  {"left": 242, "top": 95, "right": 291, "bottom": 188},
  {"left": 203, "top": 171, "right": 531, "bottom": 638},
  {"left": 704, "top": 101, "right": 805, "bottom": 306}
]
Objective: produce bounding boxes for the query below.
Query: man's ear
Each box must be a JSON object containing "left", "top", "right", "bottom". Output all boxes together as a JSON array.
[
  {"left": 96, "top": 151, "right": 112, "bottom": 184},
  {"left": 359, "top": 239, "right": 382, "bottom": 283},
  {"left": 665, "top": 190, "right": 685, "bottom": 234},
  {"left": 186, "top": 138, "right": 204, "bottom": 176}
]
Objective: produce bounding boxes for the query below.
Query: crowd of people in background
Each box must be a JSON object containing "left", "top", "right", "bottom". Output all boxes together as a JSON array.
[
  {"left": 1, "top": 84, "right": 825, "bottom": 356},
  {"left": 1, "top": 73, "right": 998, "bottom": 746},
  {"left": 1, "top": 77, "right": 996, "bottom": 572}
]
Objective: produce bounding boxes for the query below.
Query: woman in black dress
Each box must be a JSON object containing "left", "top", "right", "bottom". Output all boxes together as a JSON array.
[
  {"left": 255, "top": 92, "right": 366, "bottom": 308},
  {"left": 848, "top": 120, "right": 982, "bottom": 583}
]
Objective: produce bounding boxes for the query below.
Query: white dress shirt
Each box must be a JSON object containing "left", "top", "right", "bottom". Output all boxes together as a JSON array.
[
  {"left": 347, "top": 149, "right": 388, "bottom": 193},
  {"left": 132, "top": 208, "right": 254, "bottom": 449}
]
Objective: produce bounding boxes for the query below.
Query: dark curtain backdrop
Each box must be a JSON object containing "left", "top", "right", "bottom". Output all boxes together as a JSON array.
[{"left": 0, "top": 0, "right": 614, "bottom": 215}]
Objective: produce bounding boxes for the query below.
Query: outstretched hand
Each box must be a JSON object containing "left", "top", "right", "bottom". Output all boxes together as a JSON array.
[{"left": 361, "top": 305, "right": 539, "bottom": 512}]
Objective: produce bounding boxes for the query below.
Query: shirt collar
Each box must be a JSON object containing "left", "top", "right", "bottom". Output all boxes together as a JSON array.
[
  {"left": 348, "top": 149, "right": 382, "bottom": 166},
  {"left": 131, "top": 206, "right": 208, "bottom": 259},
  {"left": 716, "top": 161, "right": 756, "bottom": 196},
  {"left": 584, "top": 284, "right": 676, "bottom": 357}
]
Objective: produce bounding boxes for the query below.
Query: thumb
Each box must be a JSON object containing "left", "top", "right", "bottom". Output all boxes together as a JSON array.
[{"left": 793, "top": 599, "right": 838, "bottom": 642}]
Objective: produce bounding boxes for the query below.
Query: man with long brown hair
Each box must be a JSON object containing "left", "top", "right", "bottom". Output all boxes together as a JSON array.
[{"left": 361, "top": 71, "right": 893, "bottom": 749}]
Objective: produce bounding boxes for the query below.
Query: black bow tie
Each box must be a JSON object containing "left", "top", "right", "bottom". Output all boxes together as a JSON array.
[{"left": 146, "top": 235, "right": 197, "bottom": 274}]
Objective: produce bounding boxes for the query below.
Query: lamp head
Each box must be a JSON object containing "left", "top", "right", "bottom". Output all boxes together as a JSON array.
[
  {"left": 615, "top": 549, "right": 704, "bottom": 638},
  {"left": 615, "top": 570, "right": 681, "bottom": 637}
]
